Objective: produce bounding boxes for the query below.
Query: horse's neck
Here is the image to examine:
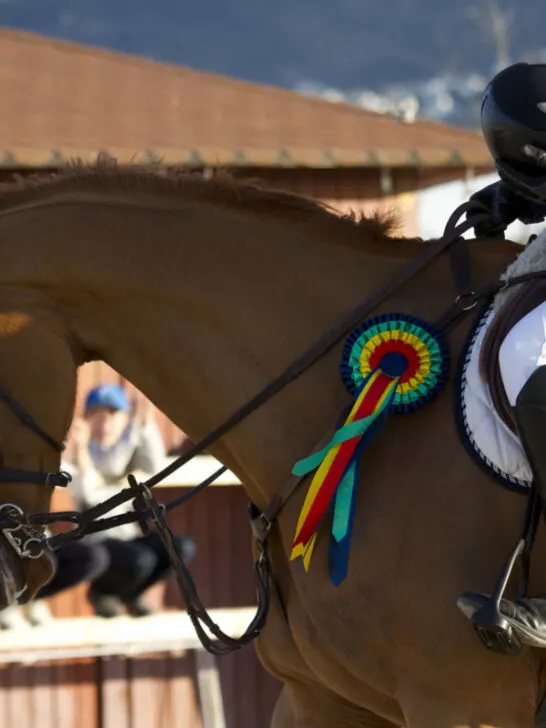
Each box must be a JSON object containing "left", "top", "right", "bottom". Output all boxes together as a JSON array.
[{"left": 0, "top": 195, "right": 402, "bottom": 503}]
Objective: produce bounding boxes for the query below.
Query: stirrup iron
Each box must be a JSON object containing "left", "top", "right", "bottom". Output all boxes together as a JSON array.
[
  {"left": 464, "top": 539, "right": 525, "bottom": 656},
  {"left": 458, "top": 484, "right": 540, "bottom": 656}
]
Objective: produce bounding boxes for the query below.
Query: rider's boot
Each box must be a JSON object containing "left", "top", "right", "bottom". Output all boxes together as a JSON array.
[{"left": 458, "top": 365, "right": 546, "bottom": 649}]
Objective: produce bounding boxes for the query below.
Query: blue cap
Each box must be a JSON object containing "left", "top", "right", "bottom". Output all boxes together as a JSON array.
[{"left": 84, "top": 384, "right": 131, "bottom": 413}]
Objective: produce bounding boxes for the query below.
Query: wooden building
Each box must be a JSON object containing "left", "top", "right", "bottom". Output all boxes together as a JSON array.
[
  {"left": 0, "top": 27, "right": 495, "bottom": 728},
  {"left": 0, "top": 27, "right": 494, "bottom": 240}
]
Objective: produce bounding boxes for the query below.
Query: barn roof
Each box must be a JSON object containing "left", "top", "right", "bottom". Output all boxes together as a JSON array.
[{"left": 0, "top": 27, "right": 493, "bottom": 169}]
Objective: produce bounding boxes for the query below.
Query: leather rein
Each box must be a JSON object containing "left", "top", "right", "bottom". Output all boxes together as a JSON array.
[{"left": 0, "top": 199, "right": 537, "bottom": 654}]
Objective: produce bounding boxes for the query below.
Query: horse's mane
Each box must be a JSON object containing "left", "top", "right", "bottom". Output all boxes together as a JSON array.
[{"left": 0, "top": 159, "right": 410, "bottom": 249}]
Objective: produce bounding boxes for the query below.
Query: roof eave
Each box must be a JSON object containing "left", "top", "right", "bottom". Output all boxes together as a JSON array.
[{"left": 0, "top": 147, "right": 495, "bottom": 170}]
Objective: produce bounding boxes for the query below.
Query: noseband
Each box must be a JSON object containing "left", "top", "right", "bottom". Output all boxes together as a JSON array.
[
  {"left": 1, "top": 200, "right": 541, "bottom": 654},
  {"left": 0, "top": 385, "right": 70, "bottom": 562}
]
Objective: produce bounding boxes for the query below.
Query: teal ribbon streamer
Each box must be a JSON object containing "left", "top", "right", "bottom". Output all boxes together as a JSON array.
[
  {"left": 331, "top": 459, "right": 358, "bottom": 542},
  {"left": 292, "top": 414, "right": 379, "bottom": 477}
]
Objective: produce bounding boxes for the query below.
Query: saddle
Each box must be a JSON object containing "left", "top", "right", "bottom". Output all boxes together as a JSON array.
[{"left": 479, "top": 278, "right": 546, "bottom": 433}]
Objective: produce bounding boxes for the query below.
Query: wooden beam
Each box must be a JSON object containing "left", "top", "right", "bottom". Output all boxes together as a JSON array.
[
  {"left": 195, "top": 651, "right": 227, "bottom": 728},
  {"left": 0, "top": 607, "right": 256, "bottom": 664}
]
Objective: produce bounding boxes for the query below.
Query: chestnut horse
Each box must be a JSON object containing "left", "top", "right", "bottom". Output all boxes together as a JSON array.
[{"left": 0, "top": 163, "right": 543, "bottom": 727}]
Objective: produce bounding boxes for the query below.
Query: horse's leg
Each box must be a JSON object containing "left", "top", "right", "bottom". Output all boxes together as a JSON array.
[
  {"left": 400, "top": 684, "right": 538, "bottom": 728},
  {"left": 271, "top": 684, "right": 403, "bottom": 728},
  {"left": 270, "top": 687, "right": 296, "bottom": 728},
  {"left": 403, "top": 703, "right": 534, "bottom": 728}
]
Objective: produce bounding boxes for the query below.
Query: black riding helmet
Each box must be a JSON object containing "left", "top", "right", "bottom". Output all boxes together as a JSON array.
[{"left": 481, "top": 62, "right": 546, "bottom": 203}]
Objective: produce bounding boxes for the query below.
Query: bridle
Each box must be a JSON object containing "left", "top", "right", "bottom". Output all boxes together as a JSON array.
[
  {"left": 0, "top": 200, "right": 540, "bottom": 655},
  {"left": 0, "top": 387, "right": 71, "bottom": 561}
]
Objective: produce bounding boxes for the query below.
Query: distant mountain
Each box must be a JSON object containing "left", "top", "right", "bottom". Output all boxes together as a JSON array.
[
  {"left": 2, "top": 0, "right": 544, "bottom": 127},
  {"left": 296, "top": 71, "right": 492, "bottom": 129}
]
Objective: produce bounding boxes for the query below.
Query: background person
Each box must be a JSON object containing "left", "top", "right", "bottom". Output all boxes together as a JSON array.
[{"left": 64, "top": 383, "right": 196, "bottom": 618}]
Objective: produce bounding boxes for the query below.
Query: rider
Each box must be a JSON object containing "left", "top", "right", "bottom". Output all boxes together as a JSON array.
[
  {"left": 463, "top": 62, "right": 546, "bottom": 647},
  {"left": 469, "top": 62, "right": 546, "bottom": 238}
]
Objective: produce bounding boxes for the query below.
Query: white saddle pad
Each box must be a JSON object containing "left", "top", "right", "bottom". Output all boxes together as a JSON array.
[{"left": 457, "top": 303, "right": 532, "bottom": 493}]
